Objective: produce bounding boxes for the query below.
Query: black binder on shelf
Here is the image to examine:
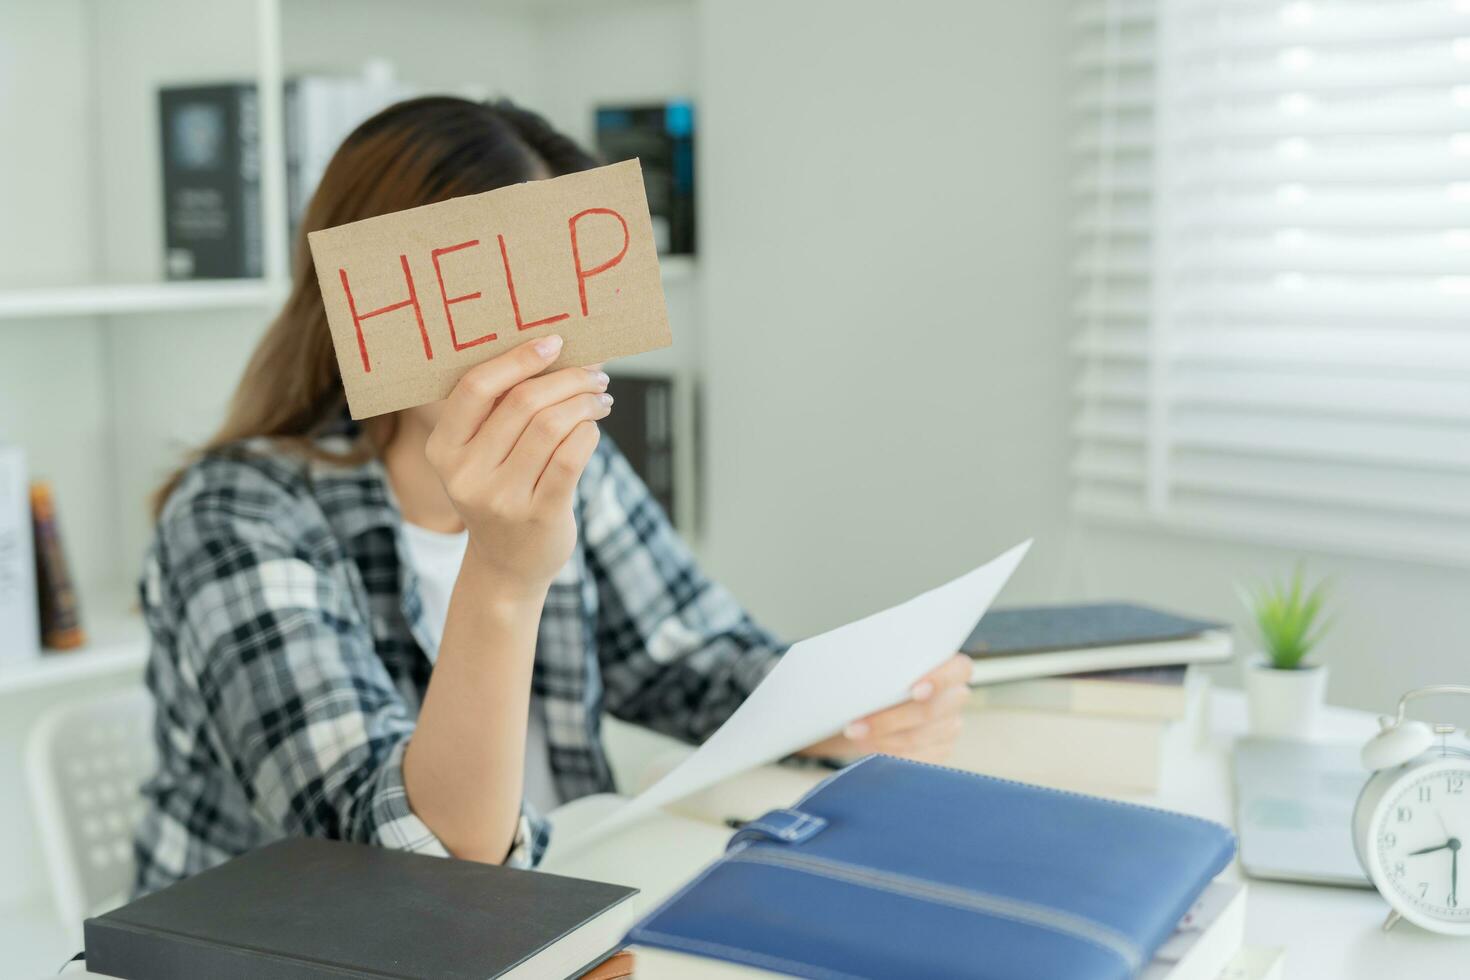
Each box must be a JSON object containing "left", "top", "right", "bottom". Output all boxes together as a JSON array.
[{"left": 158, "top": 83, "right": 262, "bottom": 280}]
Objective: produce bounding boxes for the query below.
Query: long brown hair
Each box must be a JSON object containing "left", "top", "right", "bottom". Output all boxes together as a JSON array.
[{"left": 153, "top": 97, "right": 598, "bottom": 516}]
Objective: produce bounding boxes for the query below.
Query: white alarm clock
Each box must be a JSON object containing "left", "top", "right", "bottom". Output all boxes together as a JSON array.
[{"left": 1353, "top": 684, "right": 1470, "bottom": 935}]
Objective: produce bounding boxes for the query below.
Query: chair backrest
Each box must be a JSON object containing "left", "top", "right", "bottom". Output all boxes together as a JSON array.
[{"left": 25, "top": 685, "right": 155, "bottom": 939}]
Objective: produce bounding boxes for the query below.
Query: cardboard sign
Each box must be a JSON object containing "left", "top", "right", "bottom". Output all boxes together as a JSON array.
[{"left": 308, "top": 159, "right": 671, "bottom": 419}]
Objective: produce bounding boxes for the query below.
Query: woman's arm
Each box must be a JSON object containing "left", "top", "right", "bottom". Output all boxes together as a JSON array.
[
  {"left": 403, "top": 334, "right": 611, "bottom": 862},
  {"left": 153, "top": 464, "right": 446, "bottom": 859},
  {"left": 153, "top": 335, "right": 607, "bottom": 868}
]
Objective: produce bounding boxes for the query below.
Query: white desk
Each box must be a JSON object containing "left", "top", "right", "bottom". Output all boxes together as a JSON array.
[
  {"left": 69, "top": 690, "right": 1466, "bottom": 979},
  {"left": 542, "top": 691, "right": 1469, "bottom": 979}
]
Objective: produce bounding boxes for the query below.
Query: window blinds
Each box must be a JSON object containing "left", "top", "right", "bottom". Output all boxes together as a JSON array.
[{"left": 1072, "top": 0, "right": 1470, "bottom": 565}]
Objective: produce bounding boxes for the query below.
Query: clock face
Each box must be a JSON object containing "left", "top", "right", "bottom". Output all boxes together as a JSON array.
[{"left": 1372, "top": 761, "right": 1470, "bottom": 929}]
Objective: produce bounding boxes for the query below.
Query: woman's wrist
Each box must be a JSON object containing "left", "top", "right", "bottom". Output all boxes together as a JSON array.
[{"left": 457, "top": 544, "right": 551, "bottom": 619}]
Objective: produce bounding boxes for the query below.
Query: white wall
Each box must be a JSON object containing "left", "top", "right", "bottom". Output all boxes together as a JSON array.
[
  {"left": 696, "top": 0, "right": 1072, "bottom": 638},
  {"left": 283, "top": 0, "right": 542, "bottom": 100},
  {"left": 531, "top": 0, "right": 698, "bottom": 149}
]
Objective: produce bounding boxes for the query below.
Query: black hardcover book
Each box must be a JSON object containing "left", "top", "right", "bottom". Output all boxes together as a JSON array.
[
  {"left": 83, "top": 838, "right": 638, "bottom": 980},
  {"left": 963, "top": 602, "right": 1225, "bottom": 657},
  {"left": 961, "top": 602, "right": 1232, "bottom": 685},
  {"left": 601, "top": 375, "right": 677, "bottom": 523},
  {"left": 158, "top": 83, "right": 262, "bottom": 279},
  {"left": 595, "top": 102, "right": 695, "bottom": 255}
]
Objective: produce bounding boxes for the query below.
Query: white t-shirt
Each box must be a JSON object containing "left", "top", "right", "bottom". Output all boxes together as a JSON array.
[{"left": 399, "top": 522, "right": 562, "bottom": 816}]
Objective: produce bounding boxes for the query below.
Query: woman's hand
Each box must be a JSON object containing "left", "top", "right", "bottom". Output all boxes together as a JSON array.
[
  {"left": 424, "top": 334, "right": 611, "bottom": 603},
  {"left": 800, "top": 654, "right": 973, "bottom": 764}
]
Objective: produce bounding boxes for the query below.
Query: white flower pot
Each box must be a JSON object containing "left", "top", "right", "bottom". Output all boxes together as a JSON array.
[{"left": 1244, "top": 657, "right": 1328, "bottom": 738}]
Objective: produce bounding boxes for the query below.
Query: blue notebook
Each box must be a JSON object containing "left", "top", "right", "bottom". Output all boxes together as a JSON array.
[{"left": 626, "top": 755, "right": 1235, "bottom": 979}]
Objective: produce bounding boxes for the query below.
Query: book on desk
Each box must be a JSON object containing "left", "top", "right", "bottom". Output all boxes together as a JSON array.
[
  {"left": 627, "top": 754, "right": 1244, "bottom": 980},
  {"left": 82, "top": 838, "right": 638, "bottom": 980},
  {"left": 80, "top": 762, "right": 1276, "bottom": 980},
  {"left": 962, "top": 602, "right": 1231, "bottom": 685},
  {"left": 955, "top": 602, "right": 1232, "bottom": 797}
]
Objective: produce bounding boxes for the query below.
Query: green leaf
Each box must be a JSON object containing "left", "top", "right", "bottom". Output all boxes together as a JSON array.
[{"left": 1238, "top": 565, "right": 1332, "bottom": 670}]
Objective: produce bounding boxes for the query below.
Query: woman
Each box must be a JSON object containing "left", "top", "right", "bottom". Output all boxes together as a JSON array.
[{"left": 134, "top": 96, "right": 971, "bottom": 894}]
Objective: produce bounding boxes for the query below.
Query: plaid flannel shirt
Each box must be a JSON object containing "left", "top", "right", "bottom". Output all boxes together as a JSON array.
[{"left": 132, "top": 430, "right": 785, "bottom": 895}]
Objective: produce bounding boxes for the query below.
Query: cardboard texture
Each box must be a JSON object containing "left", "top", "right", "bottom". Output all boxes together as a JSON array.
[{"left": 308, "top": 159, "right": 671, "bottom": 418}]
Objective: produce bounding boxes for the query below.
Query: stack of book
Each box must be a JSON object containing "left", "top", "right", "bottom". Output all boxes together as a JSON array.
[{"left": 952, "top": 602, "right": 1234, "bottom": 797}]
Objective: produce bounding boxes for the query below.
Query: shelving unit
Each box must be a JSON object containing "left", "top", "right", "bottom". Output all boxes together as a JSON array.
[
  {"left": 0, "top": 260, "right": 694, "bottom": 321},
  {"left": 1, "top": 1, "right": 702, "bottom": 973},
  {"left": 1, "top": 0, "right": 704, "bottom": 676}
]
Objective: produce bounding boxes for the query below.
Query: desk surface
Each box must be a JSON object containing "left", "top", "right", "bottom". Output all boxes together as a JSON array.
[
  {"left": 70, "top": 690, "right": 1466, "bottom": 979},
  {"left": 543, "top": 691, "right": 1469, "bottom": 980}
]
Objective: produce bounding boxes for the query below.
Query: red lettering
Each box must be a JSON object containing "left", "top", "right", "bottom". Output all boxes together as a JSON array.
[
  {"left": 432, "top": 240, "right": 496, "bottom": 351},
  {"left": 497, "top": 234, "right": 570, "bottom": 332},
  {"left": 338, "top": 255, "right": 431, "bottom": 373},
  {"left": 568, "top": 208, "right": 630, "bottom": 317}
]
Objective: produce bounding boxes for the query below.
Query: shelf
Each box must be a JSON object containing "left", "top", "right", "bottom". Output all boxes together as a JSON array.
[
  {"left": 0, "top": 262, "right": 688, "bottom": 320},
  {"left": 0, "top": 639, "right": 147, "bottom": 697},
  {"left": 659, "top": 255, "right": 697, "bottom": 283},
  {"left": 0, "top": 587, "right": 148, "bottom": 696},
  {"left": 0, "top": 280, "right": 290, "bottom": 320}
]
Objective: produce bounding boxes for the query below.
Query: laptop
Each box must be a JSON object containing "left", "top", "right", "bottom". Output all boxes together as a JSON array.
[{"left": 1231, "top": 736, "right": 1372, "bottom": 888}]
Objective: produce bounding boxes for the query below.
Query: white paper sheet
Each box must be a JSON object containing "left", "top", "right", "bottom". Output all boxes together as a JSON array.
[{"left": 577, "top": 540, "right": 1031, "bottom": 842}]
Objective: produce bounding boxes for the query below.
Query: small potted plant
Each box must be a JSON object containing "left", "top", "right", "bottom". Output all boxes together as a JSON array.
[{"left": 1239, "top": 566, "right": 1332, "bottom": 738}]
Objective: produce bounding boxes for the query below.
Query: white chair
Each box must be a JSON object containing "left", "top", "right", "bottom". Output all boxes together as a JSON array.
[{"left": 25, "top": 686, "right": 155, "bottom": 944}]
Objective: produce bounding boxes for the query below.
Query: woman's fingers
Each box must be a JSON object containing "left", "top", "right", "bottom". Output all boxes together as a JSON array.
[
  {"left": 845, "top": 682, "right": 970, "bottom": 741},
  {"left": 841, "top": 652, "right": 973, "bottom": 761},
  {"left": 470, "top": 365, "right": 610, "bottom": 464},
  {"left": 848, "top": 716, "right": 965, "bottom": 758},
  {"left": 534, "top": 420, "right": 602, "bottom": 508},
  {"left": 846, "top": 654, "right": 972, "bottom": 739},
  {"left": 502, "top": 392, "right": 613, "bottom": 488},
  {"left": 909, "top": 654, "right": 974, "bottom": 701},
  {"left": 857, "top": 714, "right": 966, "bottom": 757},
  {"left": 429, "top": 335, "right": 564, "bottom": 451}
]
